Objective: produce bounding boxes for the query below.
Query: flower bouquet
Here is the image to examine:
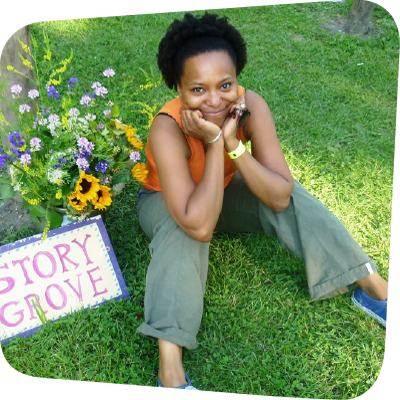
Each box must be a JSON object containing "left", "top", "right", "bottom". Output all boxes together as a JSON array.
[{"left": 0, "top": 36, "right": 150, "bottom": 238}]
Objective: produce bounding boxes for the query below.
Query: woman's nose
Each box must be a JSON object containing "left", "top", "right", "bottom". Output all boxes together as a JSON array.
[{"left": 206, "top": 91, "right": 221, "bottom": 107}]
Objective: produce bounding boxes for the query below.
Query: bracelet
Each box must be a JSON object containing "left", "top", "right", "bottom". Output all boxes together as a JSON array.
[
  {"left": 227, "top": 140, "right": 246, "bottom": 159},
  {"left": 207, "top": 129, "right": 222, "bottom": 144}
]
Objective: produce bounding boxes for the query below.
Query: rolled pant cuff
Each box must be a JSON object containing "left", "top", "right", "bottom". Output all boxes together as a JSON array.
[
  {"left": 310, "top": 260, "right": 378, "bottom": 300},
  {"left": 136, "top": 323, "right": 198, "bottom": 350}
]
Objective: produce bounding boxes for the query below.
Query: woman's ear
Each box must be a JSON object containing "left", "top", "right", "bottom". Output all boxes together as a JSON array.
[{"left": 177, "top": 84, "right": 182, "bottom": 98}]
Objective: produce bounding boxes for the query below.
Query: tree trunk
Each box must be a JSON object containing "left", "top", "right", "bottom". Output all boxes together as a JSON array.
[
  {"left": 0, "top": 26, "right": 34, "bottom": 147},
  {"left": 344, "top": 0, "right": 376, "bottom": 36}
]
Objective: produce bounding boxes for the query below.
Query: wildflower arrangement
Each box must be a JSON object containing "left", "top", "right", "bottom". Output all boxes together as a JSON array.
[{"left": 0, "top": 35, "right": 150, "bottom": 237}]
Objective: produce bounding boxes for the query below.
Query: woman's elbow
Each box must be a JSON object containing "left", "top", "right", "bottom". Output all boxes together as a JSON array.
[
  {"left": 184, "top": 224, "right": 214, "bottom": 242},
  {"left": 271, "top": 196, "right": 291, "bottom": 213}
]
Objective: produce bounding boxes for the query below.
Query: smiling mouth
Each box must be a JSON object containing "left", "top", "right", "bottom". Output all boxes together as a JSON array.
[{"left": 201, "top": 106, "right": 229, "bottom": 117}]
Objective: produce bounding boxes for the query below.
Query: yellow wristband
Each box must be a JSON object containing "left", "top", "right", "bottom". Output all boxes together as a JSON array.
[{"left": 228, "top": 140, "right": 246, "bottom": 159}]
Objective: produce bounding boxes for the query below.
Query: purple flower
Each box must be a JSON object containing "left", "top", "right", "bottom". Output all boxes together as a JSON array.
[
  {"left": 103, "top": 69, "right": 115, "bottom": 77},
  {"left": 95, "top": 161, "right": 108, "bottom": 173},
  {"left": 28, "top": 89, "right": 40, "bottom": 99},
  {"left": 129, "top": 151, "right": 141, "bottom": 162},
  {"left": 67, "top": 77, "right": 79, "bottom": 89},
  {"left": 20, "top": 153, "right": 31, "bottom": 166},
  {"left": 76, "top": 157, "right": 90, "bottom": 171},
  {"left": 96, "top": 123, "right": 105, "bottom": 132},
  {"left": 53, "top": 163, "right": 62, "bottom": 169},
  {"left": 80, "top": 94, "right": 92, "bottom": 106},
  {"left": 103, "top": 109, "right": 111, "bottom": 117},
  {"left": 9, "top": 132, "right": 24, "bottom": 147},
  {"left": 100, "top": 176, "right": 110, "bottom": 185},
  {"left": 59, "top": 158, "right": 67, "bottom": 164},
  {"left": 41, "top": 106, "right": 51, "bottom": 115},
  {"left": 30, "top": 137, "right": 42, "bottom": 151},
  {"left": 46, "top": 85, "right": 60, "bottom": 99},
  {"left": 19, "top": 104, "right": 31, "bottom": 114}
]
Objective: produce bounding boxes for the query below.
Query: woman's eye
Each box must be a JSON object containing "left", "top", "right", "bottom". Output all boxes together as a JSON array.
[
  {"left": 193, "top": 87, "right": 203, "bottom": 93},
  {"left": 222, "top": 83, "right": 231, "bottom": 89}
]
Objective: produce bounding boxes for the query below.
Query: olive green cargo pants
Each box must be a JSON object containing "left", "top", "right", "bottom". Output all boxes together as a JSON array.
[{"left": 136, "top": 172, "right": 377, "bottom": 349}]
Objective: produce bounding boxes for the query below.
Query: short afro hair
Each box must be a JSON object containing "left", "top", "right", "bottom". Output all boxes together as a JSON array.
[{"left": 157, "top": 13, "right": 247, "bottom": 90}]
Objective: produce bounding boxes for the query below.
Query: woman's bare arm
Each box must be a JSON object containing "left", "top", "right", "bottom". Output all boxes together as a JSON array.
[
  {"left": 223, "top": 90, "right": 293, "bottom": 212},
  {"left": 150, "top": 115, "right": 225, "bottom": 241}
]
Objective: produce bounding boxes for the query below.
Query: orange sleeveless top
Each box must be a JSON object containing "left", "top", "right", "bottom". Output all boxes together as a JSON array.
[{"left": 143, "top": 86, "right": 247, "bottom": 191}]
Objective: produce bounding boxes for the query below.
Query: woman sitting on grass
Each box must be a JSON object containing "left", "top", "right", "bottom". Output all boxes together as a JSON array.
[{"left": 136, "top": 12, "right": 388, "bottom": 390}]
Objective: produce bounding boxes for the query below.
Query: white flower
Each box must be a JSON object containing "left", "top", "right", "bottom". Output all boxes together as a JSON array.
[
  {"left": 19, "top": 104, "right": 31, "bottom": 114},
  {"left": 80, "top": 95, "right": 92, "bottom": 106},
  {"left": 47, "top": 168, "right": 65, "bottom": 184},
  {"left": 28, "top": 89, "right": 40, "bottom": 99},
  {"left": 69, "top": 108, "right": 80, "bottom": 117},
  {"left": 11, "top": 84, "right": 22, "bottom": 98},
  {"left": 103, "top": 69, "right": 115, "bottom": 77},
  {"left": 48, "top": 114, "right": 60, "bottom": 123},
  {"left": 95, "top": 86, "right": 108, "bottom": 98},
  {"left": 85, "top": 113, "right": 96, "bottom": 121},
  {"left": 20, "top": 153, "right": 31, "bottom": 166}
]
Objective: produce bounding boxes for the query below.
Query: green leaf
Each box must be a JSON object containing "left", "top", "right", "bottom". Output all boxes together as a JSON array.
[
  {"left": 49, "top": 210, "right": 63, "bottom": 230},
  {"left": 0, "top": 177, "right": 11, "bottom": 184},
  {"left": 1, "top": 183, "right": 16, "bottom": 199},
  {"left": 112, "top": 173, "right": 128, "bottom": 184},
  {"left": 111, "top": 104, "right": 119, "bottom": 117},
  {"left": 29, "top": 204, "right": 47, "bottom": 217}
]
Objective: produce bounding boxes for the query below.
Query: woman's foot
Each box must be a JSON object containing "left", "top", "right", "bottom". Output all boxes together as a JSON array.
[
  {"left": 352, "top": 287, "right": 387, "bottom": 327},
  {"left": 356, "top": 272, "right": 388, "bottom": 300},
  {"left": 158, "top": 339, "right": 188, "bottom": 388}
]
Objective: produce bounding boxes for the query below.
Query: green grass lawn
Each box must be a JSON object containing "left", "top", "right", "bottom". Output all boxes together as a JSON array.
[{"left": 1, "top": 1, "right": 398, "bottom": 398}]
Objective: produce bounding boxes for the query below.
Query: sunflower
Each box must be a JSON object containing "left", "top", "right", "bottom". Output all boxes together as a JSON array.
[
  {"left": 132, "top": 162, "right": 148, "bottom": 183},
  {"left": 68, "top": 191, "right": 87, "bottom": 211},
  {"left": 91, "top": 185, "right": 113, "bottom": 210},
  {"left": 75, "top": 171, "right": 101, "bottom": 202},
  {"left": 125, "top": 125, "right": 143, "bottom": 150}
]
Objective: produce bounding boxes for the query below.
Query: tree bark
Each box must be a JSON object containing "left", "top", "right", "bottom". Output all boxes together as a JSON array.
[
  {"left": 0, "top": 26, "right": 34, "bottom": 147},
  {"left": 344, "top": 0, "right": 376, "bottom": 36}
]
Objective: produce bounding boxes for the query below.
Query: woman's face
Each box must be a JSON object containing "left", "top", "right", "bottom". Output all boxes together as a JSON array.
[{"left": 177, "top": 51, "right": 239, "bottom": 127}]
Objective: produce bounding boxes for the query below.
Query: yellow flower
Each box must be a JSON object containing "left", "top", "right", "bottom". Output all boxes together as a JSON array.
[
  {"left": 91, "top": 185, "right": 113, "bottom": 210},
  {"left": 62, "top": 114, "right": 69, "bottom": 129},
  {"left": 132, "top": 163, "right": 148, "bottom": 183},
  {"left": 68, "top": 191, "right": 87, "bottom": 211},
  {"left": 0, "top": 109, "right": 10, "bottom": 126},
  {"left": 46, "top": 77, "right": 62, "bottom": 87},
  {"left": 19, "top": 53, "right": 34, "bottom": 70},
  {"left": 44, "top": 52, "right": 52, "bottom": 61},
  {"left": 55, "top": 178, "right": 63, "bottom": 185},
  {"left": 56, "top": 190, "right": 62, "bottom": 199},
  {"left": 18, "top": 38, "right": 31, "bottom": 55},
  {"left": 21, "top": 195, "right": 43, "bottom": 205},
  {"left": 75, "top": 171, "right": 101, "bottom": 202},
  {"left": 115, "top": 119, "right": 127, "bottom": 130},
  {"left": 125, "top": 125, "right": 143, "bottom": 150},
  {"left": 6, "top": 65, "right": 29, "bottom": 79}
]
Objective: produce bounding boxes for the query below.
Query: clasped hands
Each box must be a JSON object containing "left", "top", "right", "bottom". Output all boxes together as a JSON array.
[{"left": 180, "top": 96, "right": 245, "bottom": 147}]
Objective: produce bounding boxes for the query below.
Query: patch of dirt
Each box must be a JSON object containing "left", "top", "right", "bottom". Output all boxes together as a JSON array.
[
  {"left": 322, "top": 18, "right": 377, "bottom": 39},
  {"left": 0, "top": 198, "right": 33, "bottom": 241}
]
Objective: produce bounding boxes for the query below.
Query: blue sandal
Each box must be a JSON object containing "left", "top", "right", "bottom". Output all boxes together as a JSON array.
[
  {"left": 158, "top": 371, "right": 200, "bottom": 400},
  {"left": 352, "top": 287, "right": 387, "bottom": 327}
]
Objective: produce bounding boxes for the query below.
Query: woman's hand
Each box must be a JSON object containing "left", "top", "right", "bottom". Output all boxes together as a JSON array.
[
  {"left": 221, "top": 95, "right": 245, "bottom": 147},
  {"left": 181, "top": 108, "right": 221, "bottom": 143}
]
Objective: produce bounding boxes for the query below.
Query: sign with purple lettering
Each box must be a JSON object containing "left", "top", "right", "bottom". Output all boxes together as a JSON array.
[{"left": 0, "top": 215, "right": 129, "bottom": 343}]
